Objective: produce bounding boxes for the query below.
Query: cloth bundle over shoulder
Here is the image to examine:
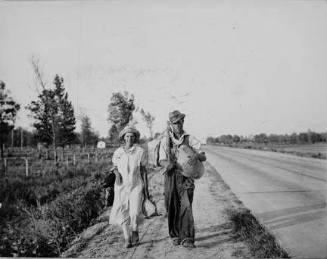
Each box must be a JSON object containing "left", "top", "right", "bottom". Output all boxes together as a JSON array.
[{"left": 175, "top": 144, "right": 204, "bottom": 179}]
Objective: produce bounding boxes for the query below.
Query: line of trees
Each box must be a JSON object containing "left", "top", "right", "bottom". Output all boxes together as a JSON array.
[
  {"left": 207, "top": 131, "right": 327, "bottom": 145},
  {"left": 1, "top": 85, "right": 154, "bottom": 155},
  {"left": 1, "top": 59, "right": 157, "bottom": 156}
]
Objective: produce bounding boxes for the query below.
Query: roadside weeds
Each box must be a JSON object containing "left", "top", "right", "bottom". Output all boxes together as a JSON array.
[
  {"left": 227, "top": 208, "right": 289, "bottom": 258},
  {"left": 205, "top": 162, "right": 289, "bottom": 258}
]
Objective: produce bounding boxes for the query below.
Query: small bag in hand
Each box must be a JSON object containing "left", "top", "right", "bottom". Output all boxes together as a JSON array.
[
  {"left": 142, "top": 197, "right": 157, "bottom": 218},
  {"left": 111, "top": 167, "right": 123, "bottom": 186},
  {"left": 141, "top": 182, "right": 158, "bottom": 218}
]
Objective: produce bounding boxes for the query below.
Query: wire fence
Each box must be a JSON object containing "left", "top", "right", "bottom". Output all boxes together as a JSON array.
[{"left": 1, "top": 147, "right": 117, "bottom": 177}]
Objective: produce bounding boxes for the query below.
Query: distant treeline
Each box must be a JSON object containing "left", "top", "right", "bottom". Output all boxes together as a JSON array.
[
  {"left": 206, "top": 131, "right": 327, "bottom": 145},
  {"left": 2, "top": 127, "right": 97, "bottom": 148}
]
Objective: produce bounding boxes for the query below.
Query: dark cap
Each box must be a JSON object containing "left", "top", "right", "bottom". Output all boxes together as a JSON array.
[{"left": 169, "top": 110, "right": 185, "bottom": 123}]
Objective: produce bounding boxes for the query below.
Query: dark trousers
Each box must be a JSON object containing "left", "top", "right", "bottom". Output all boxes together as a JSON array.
[{"left": 164, "top": 170, "right": 195, "bottom": 243}]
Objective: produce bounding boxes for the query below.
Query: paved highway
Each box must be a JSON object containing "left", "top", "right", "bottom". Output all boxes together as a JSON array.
[{"left": 203, "top": 145, "right": 327, "bottom": 259}]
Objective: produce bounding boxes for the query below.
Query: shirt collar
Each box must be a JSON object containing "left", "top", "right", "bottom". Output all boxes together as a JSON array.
[
  {"left": 169, "top": 131, "right": 189, "bottom": 146},
  {"left": 123, "top": 145, "right": 137, "bottom": 154}
]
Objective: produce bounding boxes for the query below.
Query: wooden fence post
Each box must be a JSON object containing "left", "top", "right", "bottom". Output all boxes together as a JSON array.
[
  {"left": 95, "top": 152, "right": 98, "bottom": 162},
  {"left": 73, "top": 154, "right": 76, "bottom": 166},
  {"left": 87, "top": 153, "right": 90, "bottom": 163},
  {"left": 25, "top": 158, "right": 29, "bottom": 177},
  {"left": 4, "top": 158, "right": 7, "bottom": 176}
]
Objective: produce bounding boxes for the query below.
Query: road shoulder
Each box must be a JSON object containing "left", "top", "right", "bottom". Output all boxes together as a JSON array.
[{"left": 63, "top": 162, "right": 253, "bottom": 258}]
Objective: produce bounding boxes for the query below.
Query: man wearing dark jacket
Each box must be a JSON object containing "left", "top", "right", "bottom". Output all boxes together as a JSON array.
[{"left": 158, "top": 110, "right": 206, "bottom": 248}]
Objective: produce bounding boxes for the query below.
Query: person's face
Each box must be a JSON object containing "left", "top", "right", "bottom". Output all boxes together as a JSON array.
[
  {"left": 124, "top": 133, "right": 135, "bottom": 147},
  {"left": 171, "top": 119, "right": 184, "bottom": 135}
]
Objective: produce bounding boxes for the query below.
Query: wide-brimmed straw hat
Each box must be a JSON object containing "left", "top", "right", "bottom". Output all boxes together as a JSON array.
[
  {"left": 169, "top": 110, "right": 185, "bottom": 124},
  {"left": 119, "top": 126, "right": 140, "bottom": 142}
]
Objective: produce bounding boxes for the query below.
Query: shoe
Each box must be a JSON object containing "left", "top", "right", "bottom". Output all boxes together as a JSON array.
[
  {"left": 131, "top": 231, "right": 139, "bottom": 246},
  {"left": 124, "top": 238, "right": 132, "bottom": 248},
  {"left": 171, "top": 237, "right": 180, "bottom": 246},
  {"left": 181, "top": 240, "right": 195, "bottom": 248}
]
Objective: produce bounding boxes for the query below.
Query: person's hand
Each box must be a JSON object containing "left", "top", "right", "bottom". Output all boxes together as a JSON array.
[
  {"left": 197, "top": 152, "right": 206, "bottom": 162},
  {"left": 159, "top": 160, "right": 175, "bottom": 175},
  {"left": 114, "top": 169, "right": 123, "bottom": 185},
  {"left": 166, "top": 162, "right": 175, "bottom": 172}
]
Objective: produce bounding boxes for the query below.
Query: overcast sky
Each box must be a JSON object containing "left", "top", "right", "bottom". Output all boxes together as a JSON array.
[{"left": 1, "top": 0, "right": 327, "bottom": 140}]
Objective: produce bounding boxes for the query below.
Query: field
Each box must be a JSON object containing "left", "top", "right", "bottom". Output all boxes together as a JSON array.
[
  {"left": 272, "top": 143, "right": 327, "bottom": 155},
  {"left": 0, "top": 147, "right": 116, "bottom": 257},
  {"left": 225, "top": 142, "right": 327, "bottom": 159}
]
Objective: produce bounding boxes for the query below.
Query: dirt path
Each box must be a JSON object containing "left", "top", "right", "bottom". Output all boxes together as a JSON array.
[{"left": 63, "top": 162, "right": 251, "bottom": 258}]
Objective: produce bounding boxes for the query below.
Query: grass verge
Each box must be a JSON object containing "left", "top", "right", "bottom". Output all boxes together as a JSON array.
[{"left": 227, "top": 208, "right": 290, "bottom": 258}]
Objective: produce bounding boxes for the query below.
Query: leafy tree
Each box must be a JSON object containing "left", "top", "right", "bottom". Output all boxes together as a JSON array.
[
  {"left": 220, "top": 134, "right": 233, "bottom": 144},
  {"left": 232, "top": 135, "right": 241, "bottom": 143},
  {"left": 53, "top": 75, "right": 76, "bottom": 147},
  {"left": 219, "top": 135, "right": 227, "bottom": 144},
  {"left": 268, "top": 134, "right": 279, "bottom": 144},
  {"left": 298, "top": 132, "right": 309, "bottom": 143},
  {"left": 27, "top": 88, "right": 56, "bottom": 146},
  {"left": 107, "top": 91, "right": 135, "bottom": 142},
  {"left": 108, "top": 124, "right": 119, "bottom": 144},
  {"left": 290, "top": 133, "right": 298, "bottom": 144},
  {"left": 0, "top": 81, "right": 20, "bottom": 157},
  {"left": 321, "top": 133, "right": 327, "bottom": 142},
  {"left": 254, "top": 133, "right": 268, "bottom": 144},
  {"left": 80, "top": 114, "right": 99, "bottom": 147},
  {"left": 280, "top": 134, "right": 289, "bottom": 144},
  {"left": 27, "top": 73, "right": 76, "bottom": 155},
  {"left": 206, "top": 136, "right": 215, "bottom": 144},
  {"left": 140, "top": 108, "right": 155, "bottom": 138},
  {"left": 310, "top": 132, "right": 321, "bottom": 143}
]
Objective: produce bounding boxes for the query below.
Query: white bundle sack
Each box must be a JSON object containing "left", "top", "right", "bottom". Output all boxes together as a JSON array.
[
  {"left": 142, "top": 198, "right": 157, "bottom": 218},
  {"left": 175, "top": 144, "right": 204, "bottom": 179}
]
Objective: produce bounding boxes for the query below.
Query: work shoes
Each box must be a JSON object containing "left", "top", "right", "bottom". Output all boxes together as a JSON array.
[
  {"left": 132, "top": 231, "right": 139, "bottom": 246},
  {"left": 171, "top": 237, "right": 181, "bottom": 246},
  {"left": 181, "top": 240, "right": 195, "bottom": 248},
  {"left": 124, "top": 239, "right": 132, "bottom": 249}
]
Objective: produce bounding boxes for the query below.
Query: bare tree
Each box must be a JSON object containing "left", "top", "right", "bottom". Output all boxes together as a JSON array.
[{"left": 140, "top": 108, "right": 155, "bottom": 139}]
